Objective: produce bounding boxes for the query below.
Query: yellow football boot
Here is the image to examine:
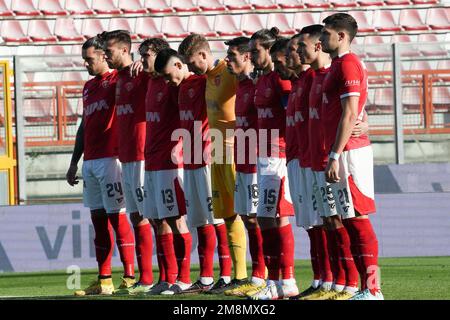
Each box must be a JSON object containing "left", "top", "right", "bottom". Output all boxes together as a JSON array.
[
  {"left": 328, "top": 290, "right": 356, "bottom": 300},
  {"left": 300, "top": 288, "right": 339, "bottom": 300},
  {"left": 225, "top": 282, "right": 266, "bottom": 297},
  {"left": 74, "top": 278, "right": 114, "bottom": 296},
  {"left": 113, "top": 277, "right": 137, "bottom": 295}
]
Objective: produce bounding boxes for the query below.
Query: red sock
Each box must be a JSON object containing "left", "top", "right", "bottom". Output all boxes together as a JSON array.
[
  {"left": 109, "top": 213, "right": 135, "bottom": 277},
  {"left": 159, "top": 233, "right": 178, "bottom": 284},
  {"left": 307, "top": 228, "right": 321, "bottom": 281},
  {"left": 344, "top": 218, "right": 380, "bottom": 293},
  {"left": 247, "top": 227, "right": 266, "bottom": 279},
  {"left": 343, "top": 219, "right": 365, "bottom": 290},
  {"left": 325, "top": 229, "right": 346, "bottom": 286},
  {"left": 91, "top": 214, "right": 114, "bottom": 277},
  {"left": 316, "top": 227, "right": 333, "bottom": 283},
  {"left": 154, "top": 226, "right": 166, "bottom": 282},
  {"left": 261, "top": 227, "right": 280, "bottom": 281},
  {"left": 214, "top": 223, "right": 232, "bottom": 278},
  {"left": 134, "top": 224, "right": 153, "bottom": 285},
  {"left": 173, "top": 232, "right": 192, "bottom": 284},
  {"left": 197, "top": 225, "right": 216, "bottom": 278},
  {"left": 334, "top": 227, "right": 359, "bottom": 288},
  {"left": 279, "top": 224, "right": 295, "bottom": 280}
]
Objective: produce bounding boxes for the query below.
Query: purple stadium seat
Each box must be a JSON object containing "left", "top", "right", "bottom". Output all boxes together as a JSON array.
[
  {"left": 92, "top": 0, "right": 121, "bottom": 14},
  {"left": 198, "top": 0, "right": 226, "bottom": 11},
  {"left": 293, "top": 12, "right": 317, "bottom": 31},
  {"left": 11, "top": 0, "right": 40, "bottom": 16},
  {"left": 373, "top": 10, "right": 402, "bottom": 32},
  {"left": 0, "top": 20, "right": 30, "bottom": 42},
  {"left": 214, "top": 15, "right": 244, "bottom": 36},
  {"left": 348, "top": 11, "right": 375, "bottom": 33},
  {"left": 0, "top": 0, "right": 13, "bottom": 16},
  {"left": 55, "top": 18, "right": 84, "bottom": 41},
  {"left": 241, "top": 14, "right": 265, "bottom": 36},
  {"left": 303, "top": 0, "right": 331, "bottom": 8},
  {"left": 118, "top": 0, "right": 147, "bottom": 13},
  {"left": 108, "top": 18, "right": 138, "bottom": 39},
  {"left": 144, "top": 0, "right": 172, "bottom": 13},
  {"left": 418, "top": 34, "right": 447, "bottom": 57},
  {"left": 65, "top": 0, "right": 95, "bottom": 15},
  {"left": 399, "top": 9, "right": 429, "bottom": 31},
  {"left": 161, "top": 16, "right": 190, "bottom": 38},
  {"left": 188, "top": 15, "right": 217, "bottom": 37},
  {"left": 172, "top": 0, "right": 199, "bottom": 12},
  {"left": 38, "top": 0, "right": 68, "bottom": 16},
  {"left": 432, "top": 87, "right": 450, "bottom": 112},
  {"left": 276, "top": 0, "right": 305, "bottom": 9},
  {"left": 364, "top": 36, "right": 391, "bottom": 58},
  {"left": 330, "top": 0, "right": 358, "bottom": 8},
  {"left": 426, "top": 8, "right": 450, "bottom": 31},
  {"left": 28, "top": 20, "right": 58, "bottom": 42},
  {"left": 81, "top": 19, "right": 105, "bottom": 39},
  {"left": 384, "top": 0, "right": 410, "bottom": 5},
  {"left": 357, "top": 0, "right": 384, "bottom": 6},
  {"left": 267, "top": 13, "right": 295, "bottom": 35},
  {"left": 250, "top": 0, "right": 278, "bottom": 9},
  {"left": 224, "top": 0, "right": 252, "bottom": 10},
  {"left": 135, "top": 17, "right": 164, "bottom": 38}
]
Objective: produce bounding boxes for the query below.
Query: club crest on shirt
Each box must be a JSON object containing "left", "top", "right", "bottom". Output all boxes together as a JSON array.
[
  {"left": 101, "top": 80, "right": 109, "bottom": 89},
  {"left": 214, "top": 75, "right": 221, "bottom": 86},
  {"left": 188, "top": 88, "right": 195, "bottom": 99},
  {"left": 156, "top": 92, "right": 164, "bottom": 102},
  {"left": 265, "top": 88, "right": 272, "bottom": 98},
  {"left": 125, "top": 82, "right": 134, "bottom": 92}
]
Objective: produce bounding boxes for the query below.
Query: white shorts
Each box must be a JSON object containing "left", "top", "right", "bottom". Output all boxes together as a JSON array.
[
  {"left": 234, "top": 171, "right": 258, "bottom": 216},
  {"left": 256, "top": 157, "right": 294, "bottom": 218},
  {"left": 331, "top": 145, "right": 376, "bottom": 219},
  {"left": 122, "top": 161, "right": 145, "bottom": 215},
  {"left": 288, "top": 160, "right": 322, "bottom": 228},
  {"left": 313, "top": 170, "right": 339, "bottom": 218},
  {"left": 82, "top": 157, "right": 125, "bottom": 214},
  {"left": 143, "top": 168, "right": 187, "bottom": 220},
  {"left": 184, "top": 165, "right": 224, "bottom": 228}
]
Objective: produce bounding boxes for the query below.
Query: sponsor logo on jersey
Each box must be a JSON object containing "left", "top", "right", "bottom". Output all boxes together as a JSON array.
[
  {"left": 236, "top": 116, "right": 249, "bottom": 128},
  {"left": 309, "top": 107, "right": 320, "bottom": 120},
  {"left": 146, "top": 111, "right": 160, "bottom": 122},
  {"left": 84, "top": 99, "right": 109, "bottom": 116},
  {"left": 101, "top": 80, "right": 109, "bottom": 89},
  {"left": 257, "top": 108, "right": 274, "bottom": 119},
  {"left": 294, "top": 111, "right": 304, "bottom": 123},
  {"left": 286, "top": 116, "right": 295, "bottom": 127},
  {"left": 117, "top": 104, "right": 134, "bottom": 116},
  {"left": 345, "top": 79, "right": 360, "bottom": 87},
  {"left": 179, "top": 110, "right": 194, "bottom": 121}
]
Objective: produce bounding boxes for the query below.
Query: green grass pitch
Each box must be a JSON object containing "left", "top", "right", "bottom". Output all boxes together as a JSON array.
[{"left": 1, "top": 257, "right": 449, "bottom": 300}]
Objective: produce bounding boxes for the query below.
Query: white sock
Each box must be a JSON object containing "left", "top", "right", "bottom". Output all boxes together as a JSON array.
[
  {"left": 321, "top": 281, "right": 333, "bottom": 291},
  {"left": 312, "top": 279, "right": 321, "bottom": 289},
  {"left": 333, "top": 284, "right": 345, "bottom": 292},
  {"left": 281, "top": 278, "right": 296, "bottom": 287},
  {"left": 344, "top": 286, "right": 358, "bottom": 294},
  {"left": 200, "top": 277, "right": 214, "bottom": 285},
  {"left": 176, "top": 281, "right": 192, "bottom": 290},
  {"left": 251, "top": 277, "right": 265, "bottom": 286},
  {"left": 221, "top": 276, "right": 231, "bottom": 284}
]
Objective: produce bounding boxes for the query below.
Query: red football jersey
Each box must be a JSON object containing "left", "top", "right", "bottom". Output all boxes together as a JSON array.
[
  {"left": 83, "top": 70, "right": 119, "bottom": 161},
  {"left": 254, "top": 71, "right": 291, "bottom": 158},
  {"left": 145, "top": 76, "right": 183, "bottom": 171},
  {"left": 178, "top": 74, "right": 210, "bottom": 170},
  {"left": 322, "top": 52, "right": 370, "bottom": 153},
  {"left": 294, "top": 68, "right": 315, "bottom": 168},
  {"left": 309, "top": 66, "right": 330, "bottom": 171},
  {"left": 234, "top": 77, "right": 258, "bottom": 174},
  {"left": 115, "top": 66, "right": 149, "bottom": 163},
  {"left": 285, "top": 77, "right": 300, "bottom": 164}
]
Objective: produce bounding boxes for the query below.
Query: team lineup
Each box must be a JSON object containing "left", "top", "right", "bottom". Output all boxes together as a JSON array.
[{"left": 66, "top": 12, "right": 383, "bottom": 301}]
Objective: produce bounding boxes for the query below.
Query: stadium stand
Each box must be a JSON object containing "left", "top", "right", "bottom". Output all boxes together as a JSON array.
[
  {"left": 276, "top": 0, "right": 305, "bottom": 9},
  {"left": 241, "top": 13, "right": 265, "bottom": 35},
  {"left": 54, "top": 18, "right": 84, "bottom": 42},
  {"left": 223, "top": 0, "right": 253, "bottom": 10},
  {"left": 161, "top": 15, "right": 190, "bottom": 38},
  {"left": 108, "top": 18, "right": 138, "bottom": 39},
  {"left": 92, "top": 0, "right": 122, "bottom": 15},
  {"left": 118, "top": 0, "right": 147, "bottom": 14},
  {"left": 267, "top": 13, "right": 296, "bottom": 35},
  {"left": 198, "top": 0, "right": 227, "bottom": 11},
  {"left": 28, "top": 20, "right": 58, "bottom": 42},
  {"left": 37, "top": 0, "right": 67, "bottom": 16},
  {"left": 187, "top": 15, "right": 217, "bottom": 37},
  {"left": 135, "top": 17, "right": 164, "bottom": 38},
  {"left": 172, "top": 0, "right": 200, "bottom": 12},
  {"left": 81, "top": 19, "right": 106, "bottom": 39},
  {"left": 65, "top": 0, "right": 95, "bottom": 15},
  {"left": 1, "top": 20, "right": 30, "bottom": 42},
  {"left": 11, "top": 0, "right": 40, "bottom": 16},
  {"left": 214, "top": 14, "right": 243, "bottom": 36},
  {"left": 145, "top": 0, "right": 173, "bottom": 13}
]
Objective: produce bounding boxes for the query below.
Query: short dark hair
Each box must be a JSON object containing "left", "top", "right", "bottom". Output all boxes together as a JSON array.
[
  {"left": 178, "top": 33, "right": 210, "bottom": 57},
  {"left": 82, "top": 36, "right": 104, "bottom": 51},
  {"left": 250, "top": 27, "right": 280, "bottom": 49},
  {"left": 299, "top": 24, "right": 324, "bottom": 40},
  {"left": 224, "top": 36, "right": 251, "bottom": 54},
  {"left": 269, "top": 37, "right": 289, "bottom": 54},
  {"left": 99, "top": 30, "right": 132, "bottom": 51},
  {"left": 139, "top": 38, "right": 170, "bottom": 56},
  {"left": 322, "top": 13, "right": 358, "bottom": 41},
  {"left": 155, "top": 48, "right": 183, "bottom": 74}
]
